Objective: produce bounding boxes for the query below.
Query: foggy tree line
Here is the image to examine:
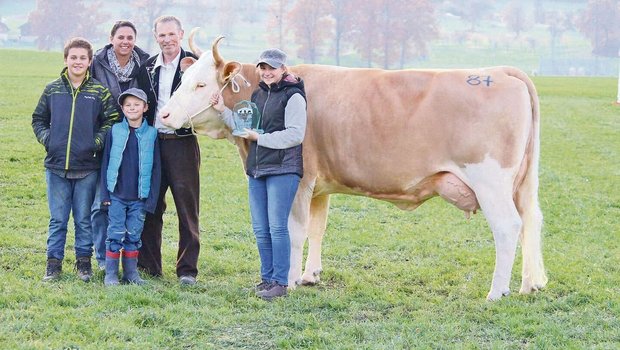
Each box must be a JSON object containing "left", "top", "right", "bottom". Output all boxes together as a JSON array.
[{"left": 20, "top": 0, "right": 620, "bottom": 69}]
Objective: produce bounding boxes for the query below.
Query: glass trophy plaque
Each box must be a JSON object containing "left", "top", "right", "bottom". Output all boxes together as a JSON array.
[{"left": 232, "top": 100, "right": 263, "bottom": 136}]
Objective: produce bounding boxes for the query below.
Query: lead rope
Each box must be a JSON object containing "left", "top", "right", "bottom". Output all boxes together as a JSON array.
[{"left": 181, "top": 72, "right": 251, "bottom": 136}]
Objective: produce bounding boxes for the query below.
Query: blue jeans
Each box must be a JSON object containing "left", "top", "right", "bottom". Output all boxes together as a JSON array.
[
  {"left": 248, "top": 174, "right": 300, "bottom": 286},
  {"left": 91, "top": 176, "right": 108, "bottom": 265},
  {"left": 106, "top": 194, "right": 146, "bottom": 253},
  {"left": 45, "top": 170, "right": 97, "bottom": 260}
]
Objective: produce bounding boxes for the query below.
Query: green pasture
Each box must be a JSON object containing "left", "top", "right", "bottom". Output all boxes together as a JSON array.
[{"left": 0, "top": 49, "right": 618, "bottom": 349}]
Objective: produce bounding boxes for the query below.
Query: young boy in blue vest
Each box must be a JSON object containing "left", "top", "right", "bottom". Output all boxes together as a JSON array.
[{"left": 100, "top": 88, "right": 161, "bottom": 285}]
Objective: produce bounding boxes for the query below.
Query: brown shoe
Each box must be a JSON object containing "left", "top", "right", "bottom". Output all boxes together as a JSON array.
[
  {"left": 75, "top": 257, "right": 92, "bottom": 282},
  {"left": 43, "top": 258, "right": 62, "bottom": 281},
  {"left": 258, "top": 283, "right": 287, "bottom": 301}
]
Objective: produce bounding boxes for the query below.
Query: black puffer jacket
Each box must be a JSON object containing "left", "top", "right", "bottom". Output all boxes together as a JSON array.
[{"left": 246, "top": 76, "right": 306, "bottom": 178}]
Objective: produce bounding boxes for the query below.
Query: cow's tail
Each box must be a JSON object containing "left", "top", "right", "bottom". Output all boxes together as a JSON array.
[{"left": 507, "top": 67, "right": 548, "bottom": 294}]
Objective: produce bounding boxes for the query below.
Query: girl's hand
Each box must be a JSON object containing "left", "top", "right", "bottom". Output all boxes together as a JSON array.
[
  {"left": 210, "top": 92, "right": 225, "bottom": 113},
  {"left": 241, "top": 128, "right": 259, "bottom": 141}
]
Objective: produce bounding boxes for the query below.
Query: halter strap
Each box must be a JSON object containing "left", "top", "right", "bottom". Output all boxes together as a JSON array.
[{"left": 175, "top": 71, "right": 250, "bottom": 136}]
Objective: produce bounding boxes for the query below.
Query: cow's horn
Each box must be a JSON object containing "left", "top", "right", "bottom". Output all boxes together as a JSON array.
[
  {"left": 212, "top": 35, "right": 225, "bottom": 68},
  {"left": 188, "top": 27, "right": 203, "bottom": 57}
]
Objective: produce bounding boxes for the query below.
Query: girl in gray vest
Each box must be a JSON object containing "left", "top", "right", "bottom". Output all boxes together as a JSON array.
[{"left": 212, "top": 48, "right": 307, "bottom": 300}]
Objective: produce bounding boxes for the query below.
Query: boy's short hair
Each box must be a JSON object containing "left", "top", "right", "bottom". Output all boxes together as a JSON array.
[
  {"left": 63, "top": 37, "right": 93, "bottom": 60},
  {"left": 153, "top": 15, "right": 182, "bottom": 33}
]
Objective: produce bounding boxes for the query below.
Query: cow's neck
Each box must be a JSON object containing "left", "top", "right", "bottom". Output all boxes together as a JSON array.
[
  {"left": 228, "top": 64, "right": 261, "bottom": 168},
  {"left": 222, "top": 63, "right": 259, "bottom": 108},
  {"left": 234, "top": 138, "right": 251, "bottom": 167}
]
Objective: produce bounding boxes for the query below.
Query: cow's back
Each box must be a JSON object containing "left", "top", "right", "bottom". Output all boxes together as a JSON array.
[{"left": 289, "top": 65, "right": 535, "bottom": 200}]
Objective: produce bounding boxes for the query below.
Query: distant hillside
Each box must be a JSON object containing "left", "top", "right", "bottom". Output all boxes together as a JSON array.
[{"left": 1, "top": 0, "right": 617, "bottom": 76}]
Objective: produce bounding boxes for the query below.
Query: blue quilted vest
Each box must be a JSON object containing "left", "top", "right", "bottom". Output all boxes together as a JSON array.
[{"left": 106, "top": 118, "right": 157, "bottom": 199}]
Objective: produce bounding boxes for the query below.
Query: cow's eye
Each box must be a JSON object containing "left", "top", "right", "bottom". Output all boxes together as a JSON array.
[{"left": 196, "top": 82, "right": 206, "bottom": 89}]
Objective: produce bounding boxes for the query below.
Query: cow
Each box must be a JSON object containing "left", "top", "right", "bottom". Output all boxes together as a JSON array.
[{"left": 158, "top": 30, "right": 548, "bottom": 300}]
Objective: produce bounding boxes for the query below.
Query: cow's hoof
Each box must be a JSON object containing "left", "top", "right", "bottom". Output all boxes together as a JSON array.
[
  {"left": 301, "top": 269, "right": 321, "bottom": 285},
  {"left": 287, "top": 278, "right": 302, "bottom": 289},
  {"left": 486, "top": 289, "right": 510, "bottom": 301},
  {"left": 300, "top": 276, "right": 319, "bottom": 286},
  {"left": 519, "top": 280, "right": 546, "bottom": 294}
]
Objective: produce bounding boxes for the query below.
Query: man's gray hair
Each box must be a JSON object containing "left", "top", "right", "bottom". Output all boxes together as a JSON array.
[{"left": 153, "top": 15, "right": 183, "bottom": 33}]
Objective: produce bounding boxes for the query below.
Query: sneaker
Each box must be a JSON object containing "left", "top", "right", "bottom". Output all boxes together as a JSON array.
[
  {"left": 258, "top": 283, "right": 288, "bottom": 301},
  {"left": 255, "top": 280, "right": 273, "bottom": 293},
  {"left": 75, "top": 257, "right": 92, "bottom": 282},
  {"left": 43, "top": 258, "right": 62, "bottom": 281},
  {"left": 179, "top": 275, "right": 197, "bottom": 286}
]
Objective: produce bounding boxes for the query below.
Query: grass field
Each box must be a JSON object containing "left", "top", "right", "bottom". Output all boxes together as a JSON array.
[{"left": 0, "top": 49, "right": 618, "bottom": 349}]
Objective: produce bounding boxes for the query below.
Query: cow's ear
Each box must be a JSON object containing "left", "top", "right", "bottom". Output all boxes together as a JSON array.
[
  {"left": 220, "top": 61, "right": 242, "bottom": 84},
  {"left": 180, "top": 57, "right": 197, "bottom": 72}
]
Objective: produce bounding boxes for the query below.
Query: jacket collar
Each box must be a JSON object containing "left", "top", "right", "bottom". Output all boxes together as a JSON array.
[
  {"left": 60, "top": 67, "right": 91, "bottom": 89},
  {"left": 145, "top": 48, "right": 193, "bottom": 98},
  {"left": 94, "top": 44, "right": 150, "bottom": 66},
  {"left": 153, "top": 50, "right": 181, "bottom": 69},
  {"left": 121, "top": 117, "right": 150, "bottom": 133}
]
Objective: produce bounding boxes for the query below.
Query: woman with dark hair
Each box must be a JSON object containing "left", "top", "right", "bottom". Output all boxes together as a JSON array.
[
  {"left": 91, "top": 21, "right": 150, "bottom": 108},
  {"left": 90, "top": 20, "right": 150, "bottom": 270}
]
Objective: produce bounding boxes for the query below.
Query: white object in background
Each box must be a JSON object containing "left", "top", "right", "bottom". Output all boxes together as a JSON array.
[{"left": 617, "top": 49, "right": 620, "bottom": 104}]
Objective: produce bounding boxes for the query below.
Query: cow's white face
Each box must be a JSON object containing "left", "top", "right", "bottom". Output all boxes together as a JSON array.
[{"left": 158, "top": 53, "right": 226, "bottom": 138}]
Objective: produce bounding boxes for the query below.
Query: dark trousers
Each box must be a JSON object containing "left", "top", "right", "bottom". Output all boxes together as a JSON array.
[{"left": 139, "top": 135, "right": 201, "bottom": 277}]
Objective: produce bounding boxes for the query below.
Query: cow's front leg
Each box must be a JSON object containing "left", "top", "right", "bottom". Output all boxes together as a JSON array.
[
  {"left": 287, "top": 181, "right": 314, "bottom": 288},
  {"left": 301, "top": 195, "right": 330, "bottom": 285}
]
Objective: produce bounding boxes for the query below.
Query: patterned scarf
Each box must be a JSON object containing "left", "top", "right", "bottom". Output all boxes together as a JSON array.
[{"left": 107, "top": 48, "right": 138, "bottom": 83}]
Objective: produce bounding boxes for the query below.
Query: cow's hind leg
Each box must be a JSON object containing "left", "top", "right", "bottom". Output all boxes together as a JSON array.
[
  {"left": 515, "top": 165, "right": 547, "bottom": 294},
  {"left": 466, "top": 161, "right": 523, "bottom": 300},
  {"left": 301, "top": 194, "right": 330, "bottom": 285},
  {"left": 478, "top": 187, "right": 522, "bottom": 301}
]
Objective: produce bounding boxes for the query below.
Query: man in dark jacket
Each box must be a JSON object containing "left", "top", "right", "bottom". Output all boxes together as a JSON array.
[
  {"left": 136, "top": 15, "right": 200, "bottom": 285},
  {"left": 32, "top": 37, "right": 119, "bottom": 282}
]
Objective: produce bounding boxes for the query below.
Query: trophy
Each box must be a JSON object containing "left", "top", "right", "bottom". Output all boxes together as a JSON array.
[{"left": 232, "top": 100, "right": 263, "bottom": 136}]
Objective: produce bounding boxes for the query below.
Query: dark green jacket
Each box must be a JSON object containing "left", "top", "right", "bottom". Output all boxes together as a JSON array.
[{"left": 32, "top": 68, "right": 120, "bottom": 171}]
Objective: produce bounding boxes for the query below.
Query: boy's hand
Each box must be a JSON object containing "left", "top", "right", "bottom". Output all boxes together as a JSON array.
[{"left": 102, "top": 201, "right": 111, "bottom": 206}]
